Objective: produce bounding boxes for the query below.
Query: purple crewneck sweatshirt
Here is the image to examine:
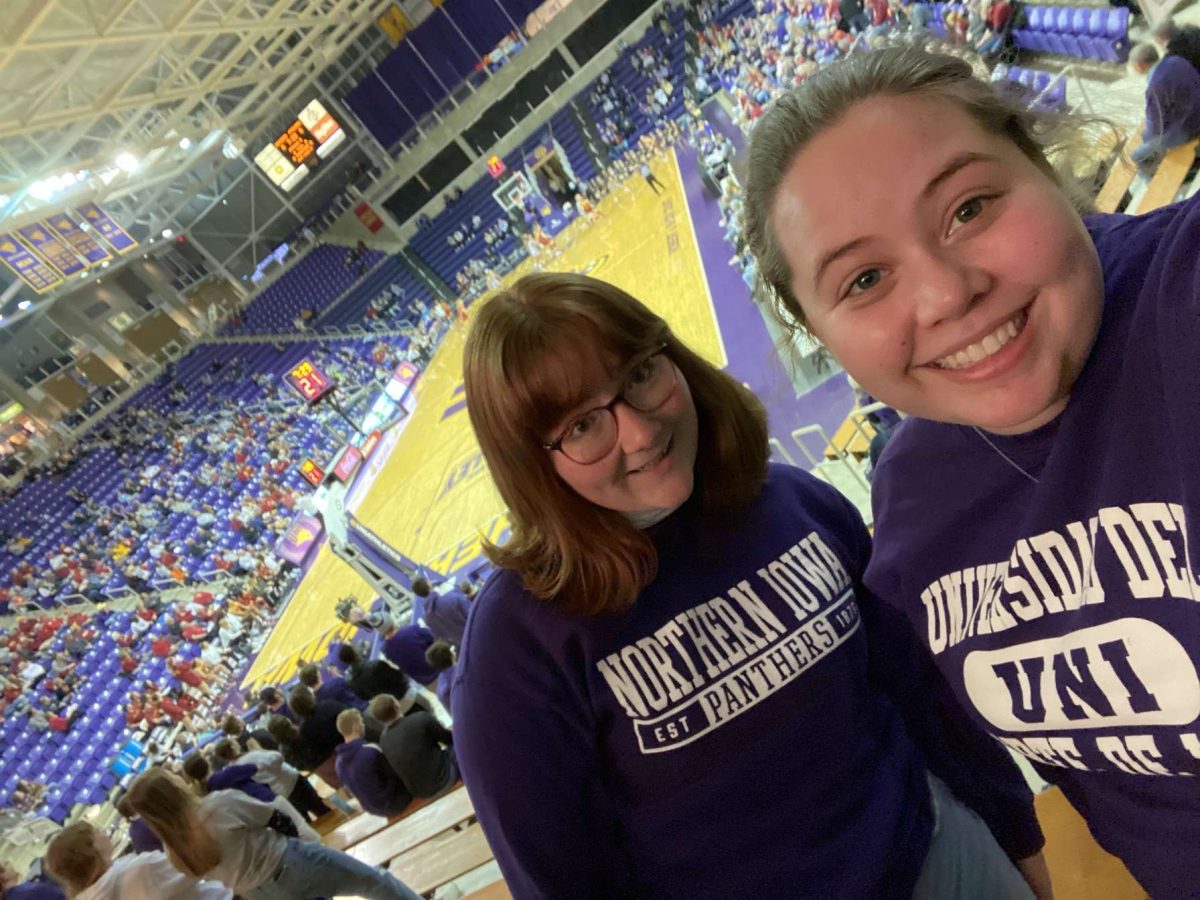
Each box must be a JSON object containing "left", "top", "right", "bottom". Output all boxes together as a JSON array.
[
  {"left": 334, "top": 737, "right": 412, "bottom": 817},
  {"left": 1143, "top": 56, "right": 1200, "bottom": 146},
  {"left": 454, "top": 464, "right": 1040, "bottom": 898},
  {"left": 866, "top": 194, "right": 1200, "bottom": 895}
]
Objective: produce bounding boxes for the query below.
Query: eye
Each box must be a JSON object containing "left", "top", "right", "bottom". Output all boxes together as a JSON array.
[
  {"left": 568, "top": 409, "right": 603, "bottom": 437},
  {"left": 846, "top": 268, "right": 882, "bottom": 297},
  {"left": 626, "top": 358, "right": 656, "bottom": 387},
  {"left": 954, "top": 197, "right": 985, "bottom": 223}
]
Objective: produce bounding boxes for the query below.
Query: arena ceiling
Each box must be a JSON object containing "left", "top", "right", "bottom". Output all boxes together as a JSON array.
[{"left": 0, "top": 0, "right": 394, "bottom": 241}]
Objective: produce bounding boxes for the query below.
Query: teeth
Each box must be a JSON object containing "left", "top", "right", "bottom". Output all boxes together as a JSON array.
[
  {"left": 632, "top": 445, "right": 668, "bottom": 474},
  {"left": 935, "top": 311, "right": 1026, "bottom": 370}
]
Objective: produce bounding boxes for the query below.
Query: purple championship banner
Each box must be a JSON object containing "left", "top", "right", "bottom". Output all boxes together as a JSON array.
[
  {"left": 76, "top": 203, "right": 137, "bottom": 254},
  {"left": 0, "top": 233, "right": 63, "bottom": 294},
  {"left": 276, "top": 513, "right": 324, "bottom": 565},
  {"left": 17, "top": 223, "right": 85, "bottom": 277},
  {"left": 46, "top": 213, "right": 111, "bottom": 266}
]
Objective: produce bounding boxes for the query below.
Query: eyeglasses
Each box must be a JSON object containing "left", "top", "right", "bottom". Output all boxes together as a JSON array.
[{"left": 543, "top": 344, "right": 676, "bottom": 465}]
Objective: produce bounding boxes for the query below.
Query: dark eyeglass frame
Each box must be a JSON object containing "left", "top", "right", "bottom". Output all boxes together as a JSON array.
[{"left": 542, "top": 342, "right": 673, "bottom": 460}]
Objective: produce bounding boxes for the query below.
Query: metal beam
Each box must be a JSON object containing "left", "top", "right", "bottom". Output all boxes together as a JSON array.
[{"left": 9, "top": 10, "right": 343, "bottom": 52}]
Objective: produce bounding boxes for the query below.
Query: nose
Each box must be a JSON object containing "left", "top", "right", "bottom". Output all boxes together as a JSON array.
[
  {"left": 613, "top": 401, "right": 662, "bottom": 457},
  {"left": 911, "top": 247, "right": 991, "bottom": 329}
]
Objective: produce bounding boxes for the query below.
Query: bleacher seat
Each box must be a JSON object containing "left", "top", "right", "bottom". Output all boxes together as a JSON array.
[{"left": 1007, "top": 3, "right": 1129, "bottom": 63}]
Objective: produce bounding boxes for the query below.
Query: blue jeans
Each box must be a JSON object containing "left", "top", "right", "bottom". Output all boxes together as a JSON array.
[
  {"left": 912, "top": 775, "right": 1035, "bottom": 899},
  {"left": 248, "top": 838, "right": 423, "bottom": 900}
]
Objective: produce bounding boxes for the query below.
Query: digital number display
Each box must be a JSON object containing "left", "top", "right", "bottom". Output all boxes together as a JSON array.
[
  {"left": 255, "top": 99, "right": 343, "bottom": 191},
  {"left": 298, "top": 459, "right": 325, "bottom": 487},
  {"left": 274, "top": 121, "right": 319, "bottom": 167},
  {"left": 285, "top": 359, "right": 334, "bottom": 403}
]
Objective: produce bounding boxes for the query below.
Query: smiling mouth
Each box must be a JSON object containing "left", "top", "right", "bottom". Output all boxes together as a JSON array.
[
  {"left": 629, "top": 437, "right": 673, "bottom": 475},
  {"left": 930, "top": 307, "right": 1030, "bottom": 370}
]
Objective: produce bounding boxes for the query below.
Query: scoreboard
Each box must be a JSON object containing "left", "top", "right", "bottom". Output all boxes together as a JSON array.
[
  {"left": 254, "top": 99, "right": 347, "bottom": 191},
  {"left": 285, "top": 358, "right": 335, "bottom": 404},
  {"left": 298, "top": 458, "right": 325, "bottom": 487}
]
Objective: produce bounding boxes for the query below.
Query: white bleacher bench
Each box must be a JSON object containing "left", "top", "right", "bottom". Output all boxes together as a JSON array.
[
  {"left": 388, "top": 822, "right": 494, "bottom": 896},
  {"left": 346, "top": 786, "right": 475, "bottom": 867}
]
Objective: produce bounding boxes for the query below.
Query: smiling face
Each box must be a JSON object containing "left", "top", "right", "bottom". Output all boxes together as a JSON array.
[
  {"left": 771, "top": 93, "right": 1103, "bottom": 434},
  {"left": 547, "top": 350, "right": 699, "bottom": 515}
]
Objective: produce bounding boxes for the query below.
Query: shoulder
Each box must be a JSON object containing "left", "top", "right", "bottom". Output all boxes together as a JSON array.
[
  {"left": 869, "top": 418, "right": 973, "bottom": 549},
  {"left": 455, "top": 568, "right": 585, "bottom": 715},
  {"left": 761, "top": 461, "right": 857, "bottom": 516},
  {"left": 1086, "top": 194, "right": 1200, "bottom": 304},
  {"left": 1154, "top": 54, "right": 1200, "bottom": 83}
]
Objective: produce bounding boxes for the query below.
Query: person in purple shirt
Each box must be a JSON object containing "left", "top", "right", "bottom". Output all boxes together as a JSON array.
[
  {"left": 1128, "top": 42, "right": 1200, "bottom": 168},
  {"left": 424, "top": 641, "right": 457, "bottom": 712},
  {"left": 456, "top": 271, "right": 1043, "bottom": 897},
  {"left": 744, "top": 45, "right": 1200, "bottom": 896},
  {"left": 298, "top": 662, "right": 367, "bottom": 710},
  {"left": 0, "top": 864, "right": 64, "bottom": 900},
  {"left": 116, "top": 794, "right": 163, "bottom": 853},
  {"left": 410, "top": 578, "right": 470, "bottom": 647},
  {"left": 256, "top": 686, "right": 296, "bottom": 723},
  {"left": 333, "top": 709, "right": 413, "bottom": 817},
  {"left": 182, "top": 753, "right": 275, "bottom": 803},
  {"left": 379, "top": 622, "right": 438, "bottom": 685}
]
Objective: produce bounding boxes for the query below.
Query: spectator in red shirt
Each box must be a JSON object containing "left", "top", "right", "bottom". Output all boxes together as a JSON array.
[
  {"left": 151, "top": 635, "right": 173, "bottom": 657},
  {"left": 182, "top": 622, "right": 209, "bottom": 642},
  {"left": 118, "top": 650, "right": 138, "bottom": 678}
]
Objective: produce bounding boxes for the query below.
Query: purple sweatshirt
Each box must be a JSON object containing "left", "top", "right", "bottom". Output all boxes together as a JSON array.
[
  {"left": 333, "top": 737, "right": 412, "bottom": 816},
  {"left": 454, "top": 465, "right": 1041, "bottom": 898},
  {"left": 866, "top": 194, "right": 1200, "bottom": 896},
  {"left": 207, "top": 762, "right": 274, "bottom": 803},
  {"left": 1143, "top": 56, "right": 1200, "bottom": 146},
  {"left": 317, "top": 675, "right": 367, "bottom": 710},
  {"left": 382, "top": 625, "right": 438, "bottom": 684},
  {"left": 422, "top": 590, "right": 472, "bottom": 646}
]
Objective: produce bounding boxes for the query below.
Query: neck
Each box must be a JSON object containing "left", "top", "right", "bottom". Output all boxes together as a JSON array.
[{"left": 974, "top": 395, "right": 1068, "bottom": 436}]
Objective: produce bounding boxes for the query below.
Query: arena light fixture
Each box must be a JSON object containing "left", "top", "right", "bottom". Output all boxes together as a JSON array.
[
  {"left": 161, "top": 228, "right": 174, "bottom": 239},
  {"left": 178, "top": 137, "right": 193, "bottom": 150},
  {"left": 17, "top": 300, "right": 30, "bottom": 310},
  {"left": 115, "top": 152, "right": 140, "bottom": 173},
  {"left": 0, "top": 194, "right": 8, "bottom": 206}
]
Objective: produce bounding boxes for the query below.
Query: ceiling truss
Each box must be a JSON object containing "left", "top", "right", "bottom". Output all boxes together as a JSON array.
[{"left": 0, "top": 0, "right": 395, "bottom": 234}]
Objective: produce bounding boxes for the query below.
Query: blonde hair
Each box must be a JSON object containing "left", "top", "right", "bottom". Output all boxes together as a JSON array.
[
  {"left": 464, "top": 273, "right": 769, "bottom": 614},
  {"left": 45, "top": 822, "right": 106, "bottom": 896},
  {"left": 368, "top": 693, "right": 401, "bottom": 725},
  {"left": 742, "top": 44, "right": 1103, "bottom": 335},
  {"left": 125, "top": 767, "right": 221, "bottom": 878},
  {"left": 336, "top": 707, "right": 364, "bottom": 739}
]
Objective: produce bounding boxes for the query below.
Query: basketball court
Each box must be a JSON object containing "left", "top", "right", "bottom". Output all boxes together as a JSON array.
[{"left": 242, "top": 145, "right": 857, "bottom": 689}]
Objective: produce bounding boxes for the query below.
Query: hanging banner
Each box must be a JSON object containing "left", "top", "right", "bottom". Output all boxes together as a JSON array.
[
  {"left": 17, "top": 223, "right": 85, "bottom": 277},
  {"left": 276, "top": 513, "right": 324, "bottom": 565},
  {"left": 76, "top": 203, "right": 137, "bottom": 254},
  {"left": 0, "top": 233, "right": 63, "bottom": 294},
  {"left": 376, "top": 4, "right": 413, "bottom": 44},
  {"left": 46, "top": 213, "right": 111, "bottom": 266}
]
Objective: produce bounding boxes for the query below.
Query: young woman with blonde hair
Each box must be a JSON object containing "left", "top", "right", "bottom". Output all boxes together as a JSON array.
[
  {"left": 123, "top": 767, "right": 420, "bottom": 899},
  {"left": 742, "top": 44, "right": 1200, "bottom": 896},
  {"left": 454, "top": 272, "right": 1048, "bottom": 897}
]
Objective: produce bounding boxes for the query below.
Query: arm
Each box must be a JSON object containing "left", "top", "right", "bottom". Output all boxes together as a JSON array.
[
  {"left": 454, "top": 597, "right": 626, "bottom": 897},
  {"left": 424, "top": 715, "right": 454, "bottom": 746},
  {"left": 838, "top": 495, "right": 1045, "bottom": 866}
]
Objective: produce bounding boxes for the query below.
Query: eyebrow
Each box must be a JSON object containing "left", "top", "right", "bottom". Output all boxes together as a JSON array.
[{"left": 812, "top": 152, "right": 995, "bottom": 287}]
